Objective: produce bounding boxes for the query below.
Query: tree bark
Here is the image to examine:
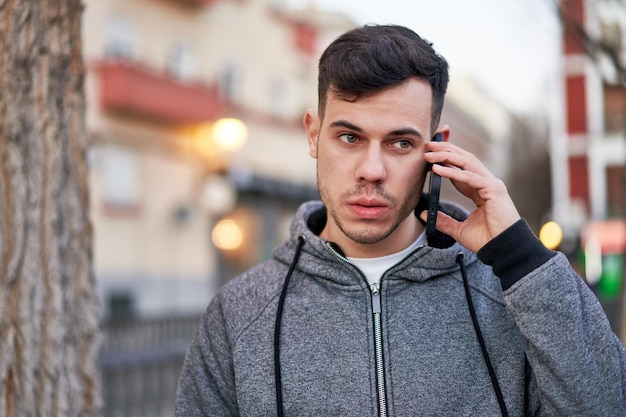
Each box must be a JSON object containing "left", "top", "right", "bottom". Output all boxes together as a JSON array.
[{"left": 0, "top": 1, "right": 101, "bottom": 416}]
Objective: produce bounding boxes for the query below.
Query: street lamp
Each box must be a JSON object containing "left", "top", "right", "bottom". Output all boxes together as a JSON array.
[
  {"left": 193, "top": 116, "right": 247, "bottom": 215},
  {"left": 539, "top": 221, "right": 563, "bottom": 250},
  {"left": 212, "top": 218, "right": 243, "bottom": 251},
  {"left": 190, "top": 117, "right": 248, "bottom": 160},
  {"left": 212, "top": 117, "right": 248, "bottom": 153}
]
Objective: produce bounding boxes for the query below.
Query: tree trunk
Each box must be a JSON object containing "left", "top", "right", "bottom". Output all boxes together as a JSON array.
[{"left": 0, "top": 1, "right": 101, "bottom": 416}]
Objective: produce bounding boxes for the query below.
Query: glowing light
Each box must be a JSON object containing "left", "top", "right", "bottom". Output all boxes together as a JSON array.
[
  {"left": 539, "top": 221, "right": 563, "bottom": 250},
  {"left": 212, "top": 118, "right": 248, "bottom": 152},
  {"left": 201, "top": 176, "right": 236, "bottom": 216},
  {"left": 212, "top": 218, "right": 243, "bottom": 251}
]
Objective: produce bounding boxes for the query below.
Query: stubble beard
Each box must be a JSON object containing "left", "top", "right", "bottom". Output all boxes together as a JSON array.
[{"left": 318, "top": 180, "right": 420, "bottom": 246}]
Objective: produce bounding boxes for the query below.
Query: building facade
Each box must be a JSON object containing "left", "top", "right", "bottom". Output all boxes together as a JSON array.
[
  {"left": 82, "top": 0, "right": 510, "bottom": 319},
  {"left": 555, "top": 0, "right": 626, "bottom": 229},
  {"left": 555, "top": 0, "right": 626, "bottom": 332},
  {"left": 82, "top": 0, "right": 354, "bottom": 318}
]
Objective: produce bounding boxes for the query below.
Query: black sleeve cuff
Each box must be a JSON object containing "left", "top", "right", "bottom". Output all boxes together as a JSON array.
[{"left": 477, "top": 219, "right": 557, "bottom": 291}]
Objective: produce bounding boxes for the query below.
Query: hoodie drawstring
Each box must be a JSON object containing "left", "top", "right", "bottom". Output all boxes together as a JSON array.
[
  {"left": 274, "top": 235, "right": 305, "bottom": 417},
  {"left": 457, "top": 252, "right": 510, "bottom": 417}
]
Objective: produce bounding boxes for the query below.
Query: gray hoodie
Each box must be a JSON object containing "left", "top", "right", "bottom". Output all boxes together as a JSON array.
[{"left": 176, "top": 200, "right": 626, "bottom": 416}]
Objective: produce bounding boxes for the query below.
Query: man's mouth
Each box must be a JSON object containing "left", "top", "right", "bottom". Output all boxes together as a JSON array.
[{"left": 347, "top": 198, "right": 389, "bottom": 219}]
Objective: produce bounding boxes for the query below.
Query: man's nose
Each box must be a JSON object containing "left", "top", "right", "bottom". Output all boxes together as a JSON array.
[{"left": 356, "top": 146, "right": 386, "bottom": 183}]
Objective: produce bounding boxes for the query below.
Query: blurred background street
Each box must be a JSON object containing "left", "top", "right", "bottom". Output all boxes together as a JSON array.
[{"left": 80, "top": 0, "right": 626, "bottom": 414}]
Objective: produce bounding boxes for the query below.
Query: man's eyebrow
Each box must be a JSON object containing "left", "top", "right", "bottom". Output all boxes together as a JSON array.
[
  {"left": 389, "top": 127, "right": 424, "bottom": 138},
  {"left": 328, "top": 120, "right": 363, "bottom": 132},
  {"left": 328, "top": 120, "right": 425, "bottom": 139}
]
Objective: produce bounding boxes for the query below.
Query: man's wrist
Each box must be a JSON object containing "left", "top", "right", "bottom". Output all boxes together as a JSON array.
[{"left": 477, "top": 219, "right": 557, "bottom": 291}]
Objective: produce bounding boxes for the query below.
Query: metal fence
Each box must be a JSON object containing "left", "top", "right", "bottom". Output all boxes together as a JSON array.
[{"left": 100, "top": 314, "right": 202, "bottom": 417}]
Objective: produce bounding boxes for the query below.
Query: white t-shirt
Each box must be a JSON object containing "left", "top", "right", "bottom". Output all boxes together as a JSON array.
[{"left": 347, "top": 231, "right": 426, "bottom": 285}]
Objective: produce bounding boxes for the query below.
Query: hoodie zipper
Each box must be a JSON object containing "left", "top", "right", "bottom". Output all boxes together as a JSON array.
[
  {"left": 325, "top": 243, "right": 389, "bottom": 417},
  {"left": 370, "top": 282, "right": 387, "bottom": 417},
  {"left": 326, "top": 242, "right": 426, "bottom": 417}
]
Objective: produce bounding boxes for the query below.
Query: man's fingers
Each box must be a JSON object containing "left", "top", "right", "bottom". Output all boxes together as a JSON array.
[{"left": 420, "top": 210, "right": 461, "bottom": 241}]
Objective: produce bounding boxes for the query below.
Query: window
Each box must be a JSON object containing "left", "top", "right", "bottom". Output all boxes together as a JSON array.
[
  {"left": 218, "top": 61, "right": 240, "bottom": 104},
  {"left": 105, "top": 16, "right": 136, "bottom": 59},
  {"left": 604, "top": 84, "right": 626, "bottom": 134},
  {"left": 101, "top": 146, "right": 140, "bottom": 210},
  {"left": 269, "top": 78, "right": 286, "bottom": 118},
  {"left": 168, "top": 42, "right": 196, "bottom": 80},
  {"left": 606, "top": 165, "right": 625, "bottom": 217}
]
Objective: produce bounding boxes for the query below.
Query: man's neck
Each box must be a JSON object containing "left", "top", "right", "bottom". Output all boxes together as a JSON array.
[
  {"left": 320, "top": 216, "right": 424, "bottom": 258},
  {"left": 348, "top": 231, "right": 426, "bottom": 284}
]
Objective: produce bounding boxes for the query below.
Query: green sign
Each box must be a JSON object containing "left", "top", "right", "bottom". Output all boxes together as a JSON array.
[{"left": 598, "top": 254, "right": 623, "bottom": 301}]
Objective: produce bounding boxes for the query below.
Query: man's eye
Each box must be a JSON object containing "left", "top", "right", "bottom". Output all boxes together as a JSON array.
[
  {"left": 339, "top": 134, "right": 358, "bottom": 144},
  {"left": 393, "top": 140, "right": 412, "bottom": 149}
]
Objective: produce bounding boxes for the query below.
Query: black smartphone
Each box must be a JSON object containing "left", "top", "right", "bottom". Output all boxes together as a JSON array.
[{"left": 426, "top": 133, "right": 443, "bottom": 239}]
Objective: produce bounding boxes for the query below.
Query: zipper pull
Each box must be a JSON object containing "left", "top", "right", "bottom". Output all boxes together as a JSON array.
[{"left": 370, "top": 283, "right": 381, "bottom": 314}]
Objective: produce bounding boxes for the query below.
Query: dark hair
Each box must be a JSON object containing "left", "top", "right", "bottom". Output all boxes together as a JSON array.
[{"left": 318, "top": 24, "right": 449, "bottom": 134}]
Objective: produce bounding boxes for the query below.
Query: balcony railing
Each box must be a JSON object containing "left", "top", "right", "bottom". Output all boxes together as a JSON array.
[
  {"left": 95, "top": 59, "right": 229, "bottom": 124},
  {"left": 100, "top": 314, "right": 202, "bottom": 417}
]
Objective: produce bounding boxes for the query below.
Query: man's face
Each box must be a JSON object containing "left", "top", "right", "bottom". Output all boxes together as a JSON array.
[{"left": 305, "top": 78, "right": 440, "bottom": 257}]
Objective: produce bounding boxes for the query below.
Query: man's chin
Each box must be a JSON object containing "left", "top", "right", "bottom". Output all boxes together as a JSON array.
[{"left": 341, "top": 226, "right": 392, "bottom": 246}]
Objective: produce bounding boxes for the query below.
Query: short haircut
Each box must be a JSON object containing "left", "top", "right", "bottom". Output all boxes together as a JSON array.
[{"left": 318, "top": 24, "right": 449, "bottom": 134}]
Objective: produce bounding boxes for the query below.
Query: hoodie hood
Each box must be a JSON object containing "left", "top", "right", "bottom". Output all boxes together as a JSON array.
[{"left": 273, "top": 199, "right": 482, "bottom": 287}]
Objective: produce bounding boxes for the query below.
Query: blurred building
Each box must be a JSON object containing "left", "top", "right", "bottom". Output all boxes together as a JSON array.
[
  {"left": 82, "top": 0, "right": 518, "bottom": 320},
  {"left": 554, "top": 0, "right": 626, "bottom": 333},
  {"left": 81, "top": 0, "right": 353, "bottom": 318},
  {"left": 554, "top": 0, "right": 626, "bottom": 230}
]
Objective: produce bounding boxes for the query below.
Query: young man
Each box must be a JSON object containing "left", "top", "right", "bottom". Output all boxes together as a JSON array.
[{"left": 176, "top": 25, "right": 626, "bottom": 416}]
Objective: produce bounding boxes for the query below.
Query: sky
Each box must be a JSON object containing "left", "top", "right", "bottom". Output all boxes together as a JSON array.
[{"left": 287, "top": 0, "right": 562, "bottom": 115}]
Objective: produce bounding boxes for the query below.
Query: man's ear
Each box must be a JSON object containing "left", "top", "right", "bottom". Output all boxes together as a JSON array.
[{"left": 303, "top": 110, "right": 320, "bottom": 158}]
